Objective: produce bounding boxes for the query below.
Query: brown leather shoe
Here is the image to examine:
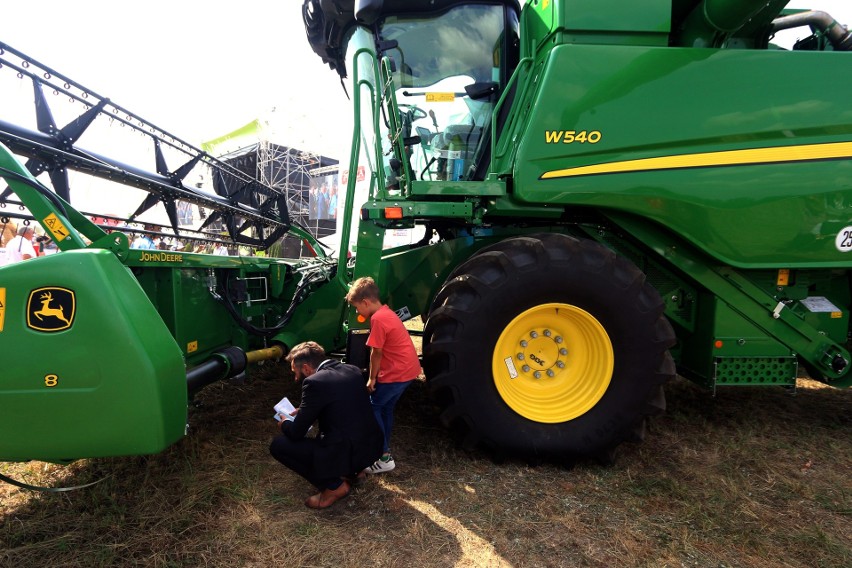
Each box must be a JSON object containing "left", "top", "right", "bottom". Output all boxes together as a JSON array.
[
  {"left": 305, "top": 479, "right": 351, "bottom": 509},
  {"left": 347, "top": 471, "right": 368, "bottom": 487}
]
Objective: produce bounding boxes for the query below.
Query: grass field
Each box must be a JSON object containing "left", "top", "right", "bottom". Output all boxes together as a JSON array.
[{"left": 1, "top": 363, "right": 849, "bottom": 567}]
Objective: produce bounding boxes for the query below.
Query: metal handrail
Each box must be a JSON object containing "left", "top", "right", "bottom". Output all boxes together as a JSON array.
[{"left": 492, "top": 57, "right": 533, "bottom": 175}]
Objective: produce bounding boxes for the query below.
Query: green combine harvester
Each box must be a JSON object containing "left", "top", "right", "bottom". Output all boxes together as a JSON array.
[{"left": 0, "top": 0, "right": 850, "bottom": 466}]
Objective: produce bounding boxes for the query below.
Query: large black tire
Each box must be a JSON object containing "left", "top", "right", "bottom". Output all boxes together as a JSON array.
[{"left": 422, "top": 234, "right": 676, "bottom": 462}]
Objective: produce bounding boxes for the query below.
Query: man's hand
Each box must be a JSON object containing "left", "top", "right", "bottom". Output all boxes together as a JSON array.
[
  {"left": 368, "top": 347, "right": 382, "bottom": 394},
  {"left": 277, "top": 408, "right": 299, "bottom": 426}
]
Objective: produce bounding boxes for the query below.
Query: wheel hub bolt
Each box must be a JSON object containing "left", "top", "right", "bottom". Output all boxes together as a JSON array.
[
  {"left": 530, "top": 331, "right": 538, "bottom": 338},
  {"left": 522, "top": 365, "right": 530, "bottom": 373},
  {"left": 543, "top": 329, "right": 551, "bottom": 337},
  {"left": 555, "top": 336, "right": 563, "bottom": 344},
  {"left": 546, "top": 369, "right": 555, "bottom": 377},
  {"left": 520, "top": 340, "right": 528, "bottom": 347},
  {"left": 559, "top": 348, "right": 568, "bottom": 356},
  {"left": 517, "top": 353, "right": 524, "bottom": 360},
  {"left": 533, "top": 371, "right": 541, "bottom": 379},
  {"left": 556, "top": 361, "right": 565, "bottom": 369}
]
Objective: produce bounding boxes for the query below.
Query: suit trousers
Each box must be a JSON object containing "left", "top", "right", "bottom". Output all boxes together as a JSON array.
[{"left": 269, "top": 435, "right": 341, "bottom": 490}]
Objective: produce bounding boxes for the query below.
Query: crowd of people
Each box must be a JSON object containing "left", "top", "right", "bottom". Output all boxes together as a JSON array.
[
  {"left": 309, "top": 181, "right": 339, "bottom": 220},
  {"left": 0, "top": 222, "right": 57, "bottom": 265},
  {"left": 0, "top": 218, "right": 254, "bottom": 263}
]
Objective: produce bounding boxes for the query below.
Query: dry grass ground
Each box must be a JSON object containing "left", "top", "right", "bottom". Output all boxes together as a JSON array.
[{"left": 1, "top": 364, "right": 849, "bottom": 567}]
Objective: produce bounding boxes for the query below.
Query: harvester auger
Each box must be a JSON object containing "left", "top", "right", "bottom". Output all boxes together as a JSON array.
[
  {"left": 0, "top": 41, "right": 293, "bottom": 249},
  {"left": 2, "top": 0, "right": 852, "bottom": 468}
]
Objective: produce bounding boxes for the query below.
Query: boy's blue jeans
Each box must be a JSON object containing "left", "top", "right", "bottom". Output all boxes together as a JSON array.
[{"left": 370, "top": 380, "right": 413, "bottom": 454}]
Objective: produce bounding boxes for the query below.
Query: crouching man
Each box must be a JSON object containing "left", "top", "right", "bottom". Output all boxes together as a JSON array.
[{"left": 270, "top": 341, "right": 384, "bottom": 509}]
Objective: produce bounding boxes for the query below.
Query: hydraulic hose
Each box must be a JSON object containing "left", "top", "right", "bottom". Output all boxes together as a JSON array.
[
  {"left": 185, "top": 344, "right": 286, "bottom": 394},
  {"left": 247, "top": 345, "right": 285, "bottom": 364},
  {"left": 186, "top": 346, "right": 248, "bottom": 394}
]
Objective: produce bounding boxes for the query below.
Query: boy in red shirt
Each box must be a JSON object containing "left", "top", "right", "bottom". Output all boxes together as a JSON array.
[{"left": 345, "top": 277, "right": 421, "bottom": 473}]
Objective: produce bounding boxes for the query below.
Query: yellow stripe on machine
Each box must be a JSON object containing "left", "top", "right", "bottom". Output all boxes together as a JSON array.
[{"left": 540, "top": 141, "right": 852, "bottom": 180}]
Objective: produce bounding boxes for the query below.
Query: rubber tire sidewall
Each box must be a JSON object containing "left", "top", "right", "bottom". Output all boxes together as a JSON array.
[{"left": 424, "top": 234, "right": 672, "bottom": 457}]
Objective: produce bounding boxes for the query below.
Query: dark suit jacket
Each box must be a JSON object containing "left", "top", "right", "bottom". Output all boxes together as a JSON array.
[{"left": 282, "top": 359, "right": 383, "bottom": 478}]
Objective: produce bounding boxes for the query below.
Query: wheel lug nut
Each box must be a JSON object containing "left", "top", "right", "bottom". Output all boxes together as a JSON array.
[
  {"left": 546, "top": 369, "right": 555, "bottom": 377},
  {"left": 530, "top": 331, "right": 538, "bottom": 338},
  {"left": 517, "top": 353, "right": 524, "bottom": 360},
  {"left": 555, "top": 336, "right": 563, "bottom": 344},
  {"left": 560, "top": 348, "right": 568, "bottom": 356},
  {"left": 556, "top": 361, "right": 565, "bottom": 369},
  {"left": 520, "top": 340, "right": 528, "bottom": 347},
  {"left": 543, "top": 329, "right": 551, "bottom": 337},
  {"left": 533, "top": 371, "right": 541, "bottom": 379},
  {"left": 522, "top": 365, "right": 530, "bottom": 373}
]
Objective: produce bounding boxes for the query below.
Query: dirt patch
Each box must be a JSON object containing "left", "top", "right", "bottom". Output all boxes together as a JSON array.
[{"left": 1, "top": 365, "right": 849, "bottom": 567}]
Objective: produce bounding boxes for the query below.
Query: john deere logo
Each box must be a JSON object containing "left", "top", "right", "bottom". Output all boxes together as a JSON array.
[{"left": 27, "top": 287, "right": 75, "bottom": 332}]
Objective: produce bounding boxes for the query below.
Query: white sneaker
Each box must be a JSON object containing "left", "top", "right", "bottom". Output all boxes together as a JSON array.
[{"left": 366, "top": 456, "right": 395, "bottom": 474}]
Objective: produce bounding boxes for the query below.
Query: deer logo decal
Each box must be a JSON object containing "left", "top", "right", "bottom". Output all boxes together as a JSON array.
[{"left": 26, "top": 287, "right": 75, "bottom": 332}]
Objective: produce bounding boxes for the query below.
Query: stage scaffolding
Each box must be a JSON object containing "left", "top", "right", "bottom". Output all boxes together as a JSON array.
[{"left": 221, "top": 141, "right": 338, "bottom": 257}]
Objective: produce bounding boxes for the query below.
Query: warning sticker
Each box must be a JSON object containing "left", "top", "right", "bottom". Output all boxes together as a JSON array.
[
  {"left": 504, "top": 356, "right": 519, "bottom": 379},
  {"left": 42, "top": 213, "right": 71, "bottom": 241},
  {"left": 0, "top": 288, "right": 5, "bottom": 332},
  {"left": 800, "top": 296, "right": 841, "bottom": 314},
  {"left": 425, "top": 92, "right": 455, "bottom": 103}
]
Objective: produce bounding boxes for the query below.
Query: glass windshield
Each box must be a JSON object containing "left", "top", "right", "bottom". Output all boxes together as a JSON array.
[{"left": 379, "top": 4, "right": 506, "bottom": 182}]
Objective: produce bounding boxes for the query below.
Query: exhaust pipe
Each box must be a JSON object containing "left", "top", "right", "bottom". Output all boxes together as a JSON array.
[{"left": 770, "top": 10, "right": 852, "bottom": 51}]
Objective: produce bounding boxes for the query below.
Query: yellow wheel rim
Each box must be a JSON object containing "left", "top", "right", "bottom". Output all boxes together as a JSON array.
[{"left": 492, "top": 303, "right": 614, "bottom": 423}]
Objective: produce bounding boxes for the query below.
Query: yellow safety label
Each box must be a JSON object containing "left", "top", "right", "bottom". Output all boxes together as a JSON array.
[
  {"left": 187, "top": 340, "right": 198, "bottom": 353},
  {"left": 776, "top": 269, "right": 790, "bottom": 287},
  {"left": 425, "top": 92, "right": 455, "bottom": 103},
  {"left": 43, "top": 213, "right": 71, "bottom": 241},
  {"left": 0, "top": 288, "right": 5, "bottom": 332}
]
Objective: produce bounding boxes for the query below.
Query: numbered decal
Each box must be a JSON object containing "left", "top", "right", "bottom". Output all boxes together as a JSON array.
[
  {"left": 0, "top": 288, "right": 5, "bottom": 333},
  {"left": 545, "top": 130, "right": 602, "bottom": 144},
  {"left": 835, "top": 227, "right": 852, "bottom": 252},
  {"left": 44, "top": 374, "right": 59, "bottom": 387}
]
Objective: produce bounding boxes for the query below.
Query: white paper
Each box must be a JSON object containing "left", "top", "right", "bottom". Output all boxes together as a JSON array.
[{"left": 273, "top": 396, "right": 296, "bottom": 421}]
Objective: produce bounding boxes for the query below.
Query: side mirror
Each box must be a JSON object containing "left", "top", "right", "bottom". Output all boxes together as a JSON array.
[
  {"left": 355, "top": 0, "right": 384, "bottom": 25},
  {"left": 464, "top": 82, "right": 499, "bottom": 100}
]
